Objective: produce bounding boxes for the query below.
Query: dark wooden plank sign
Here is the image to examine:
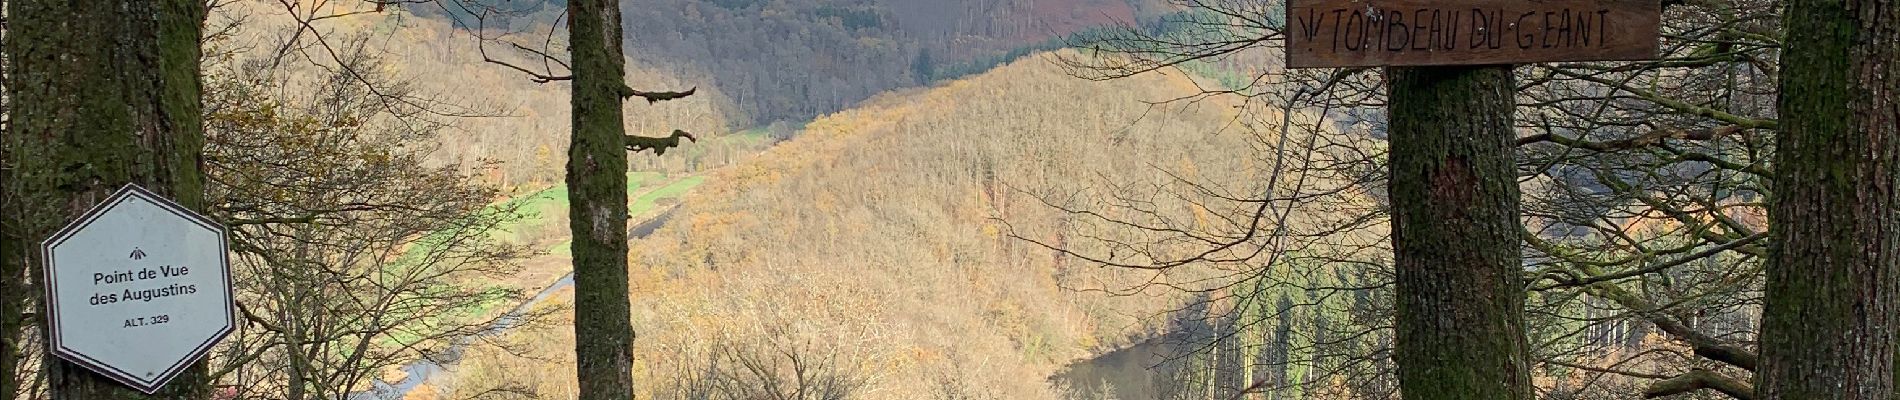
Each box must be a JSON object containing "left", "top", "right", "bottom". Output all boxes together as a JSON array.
[{"left": 1285, "top": 0, "right": 1661, "bottom": 68}]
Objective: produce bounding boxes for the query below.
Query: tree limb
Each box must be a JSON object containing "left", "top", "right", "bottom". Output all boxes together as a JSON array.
[
  {"left": 1518, "top": 124, "right": 1745, "bottom": 151},
  {"left": 623, "top": 85, "right": 696, "bottom": 104},
  {"left": 1587, "top": 277, "right": 1759, "bottom": 371},
  {"left": 625, "top": 130, "right": 698, "bottom": 156},
  {"left": 1643, "top": 369, "right": 1755, "bottom": 400}
]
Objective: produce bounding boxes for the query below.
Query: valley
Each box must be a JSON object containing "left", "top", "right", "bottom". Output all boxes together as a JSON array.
[{"left": 0, "top": 0, "right": 1828, "bottom": 398}]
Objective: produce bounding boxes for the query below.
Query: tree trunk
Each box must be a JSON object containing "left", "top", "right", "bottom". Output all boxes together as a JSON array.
[
  {"left": 2, "top": 29, "right": 19, "bottom": 399},
  {"left": 567, "top": 0, "right": 637, "bottom": 399},
  {"left": 1386, "top": 65, "right": 1533, "bottom": 400},
  {"left": 4, "top": 0, "right": 208, "bottom": 398},
  {"left": 1, "top": 102, "right": 16, "bottom": 400},
  {"left": 1755, "top": 0, "right": 1900, "bottom": 395}
]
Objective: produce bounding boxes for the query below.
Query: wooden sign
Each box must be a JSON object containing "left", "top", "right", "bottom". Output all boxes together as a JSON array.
[{"left": 1285, "top": 0, "right": 1660, "bottom": 68}]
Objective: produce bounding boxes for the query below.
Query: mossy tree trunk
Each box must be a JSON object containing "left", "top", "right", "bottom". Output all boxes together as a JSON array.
[
  {"left": 1386, "top": 65, "right": 1533, "bottom": 400},
  {"left": 1755, "top": 0, "right": 1900, "bottom": 395},
  {"left": 2, "top": 22, "right": 19, "bottom": 398},
  {"left": 4, "top": 0, "right": 208, "bottom": 398},
  {"left": 1, "top": 77, "right": 15, "bottom": 400},
  {"left": 567, "top": 0, "right": 637, "bottom": 399}
]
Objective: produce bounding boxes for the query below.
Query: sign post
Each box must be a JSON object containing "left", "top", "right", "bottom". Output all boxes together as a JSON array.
[
  {"left": 41, "top": 184, "right": 234, "bottom": 394},
  {"left": 1280, "top": 0, "right": 1660, "bottom": 397},
  {"left": 1285, "top": 0, "right": 1660, "bottom": 68}
]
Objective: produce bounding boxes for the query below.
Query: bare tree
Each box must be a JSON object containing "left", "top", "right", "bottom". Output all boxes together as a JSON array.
[
  {"left": 232, "top": 3, "right": 704, "bottom": 400},
  {"left": 655, "top": 332, "right": 866, "bottom": 400},
  {"left": 199, "top": 35, "right": 535, "bottom": 400},
  {"left": 1038, "top": 0, "right": 1785, "bottom": 398}
]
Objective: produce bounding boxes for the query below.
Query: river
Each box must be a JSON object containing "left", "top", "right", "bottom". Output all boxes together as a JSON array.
[{"left": 349, "top": 209, "right": 677, "bottom": 400}]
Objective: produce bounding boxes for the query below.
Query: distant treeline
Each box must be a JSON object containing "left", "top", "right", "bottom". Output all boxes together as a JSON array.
[
  {"left": 412, "top": 0, "right": 1170, "bottom": 127},
  {"left": 404, "top": 1, "right": 1281, "bottom": 130}
]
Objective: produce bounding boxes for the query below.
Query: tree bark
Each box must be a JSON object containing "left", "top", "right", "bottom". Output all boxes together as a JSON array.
[
  {"left": 2, "top": 24, "right": 20, "bottom": 397},
  {"left": 567, "top": 0, "right": 637, "bottom": 400},
  {"left": 4, "top": 0, "right": 208, "bottom": 398},
  {"left": 1386, "top": 65, "right": 1533, "bottom": 400},
  {"left": 1755, "top": 0, "right": 1900, "bottom": 394}
]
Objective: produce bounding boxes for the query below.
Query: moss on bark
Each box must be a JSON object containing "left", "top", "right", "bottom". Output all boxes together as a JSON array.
[
  {"left": 4, "top": 0, "right": 208, "bottom": 398},
  {"left": 566, "top": 0, "right": 637, "bottom": 399},
  {"left": 1386, "top": 65, "right": 1533, "bottom": 400},
  {"left": 1756, "top": 0, "right": 1900, "bottom": 395}
]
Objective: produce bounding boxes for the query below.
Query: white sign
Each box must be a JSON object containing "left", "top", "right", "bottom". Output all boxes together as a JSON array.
[{"left": 42, "top": 184, "right": 234, "bottom": 394}]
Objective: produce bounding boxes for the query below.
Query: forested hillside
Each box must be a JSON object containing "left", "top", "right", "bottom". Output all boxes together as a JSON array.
[
  {"left": 15, "top": 0, "right": 1886, "bottom": 398},
  {"left": 435, "top": 51, "right": 1329, "bottom": 399},
  {"left": 427, "top": 0, "right": 1176, "bottom": 126},
  {"left": 226, "top": 0, "right": 756, "bottom": 190},
  {"left": 620, "top": 0, "right": 1166, "bottom": 125},
  {"left": 188, "top": 3, "right": 1281, "bottom": 398}
]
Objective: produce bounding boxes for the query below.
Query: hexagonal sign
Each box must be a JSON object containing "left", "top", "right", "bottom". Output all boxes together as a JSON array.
[{"left": 41, "top": 184, "right": 234, "bottom": 394}]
